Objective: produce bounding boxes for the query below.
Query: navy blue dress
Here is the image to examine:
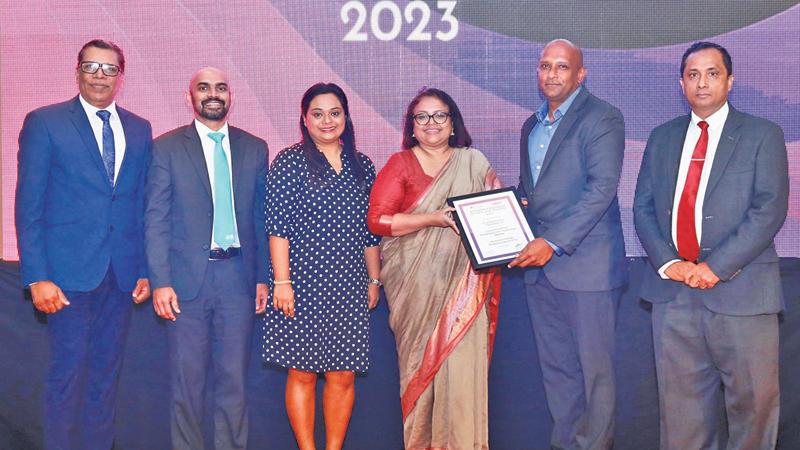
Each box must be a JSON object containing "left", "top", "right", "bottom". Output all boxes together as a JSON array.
[{"left": 262, "top": 143, "right": 381, "bottom": 373}]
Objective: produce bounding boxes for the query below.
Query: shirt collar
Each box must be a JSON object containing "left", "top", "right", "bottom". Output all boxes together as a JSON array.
[
  {"left": 79, "top": 94, "right": 119, "bottom": 119},
  {"left": 535, "top": 85, "right": 583, "bottom": 123},
  {"left": 690, "top": 102, "right": 729, "bottom": 131},
  {"left": 194, "top": 119, "right": 229, "bottom": 141}
]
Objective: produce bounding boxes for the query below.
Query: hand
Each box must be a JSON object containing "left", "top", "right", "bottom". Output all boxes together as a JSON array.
[
  {"left": 367, "top": 284, "right": 380, "bottom": 310},
  {"left": 684, "top": 262, "right": 720, "bottom": 289},
  {"left": 153, "top": 287, "right": 180, "bottom": 321},
  {"left": 131, "top": 278, "right": 151, "bottom": 303},
  {"left": 273, "top": 283, "right": 295, "bottom": 318},
  {"left": 663, "top": 261, "right": 696, "bottom": 282},
  {"left": 255, "top": 283, "right": 269, "bottom": 314},
  {"left": 428, "top": 207, "right": 459, "bottom": 234},
  {"left": 30, "top": 281, "right": 70, "bottom": 314},
  {"left": 507, "top": 238, "right": 554, "bottom": 268}
]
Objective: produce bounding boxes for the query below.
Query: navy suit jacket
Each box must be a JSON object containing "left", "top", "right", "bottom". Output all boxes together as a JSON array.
[
  {"left": 144, "top": 124, "right": 269, "bottom": 301},
  {"left": 15, "top": 96, "right": 152, "bottom": 292},
  {"left": 633, "top": 107, "right": 789, "bottom": 316},
  {"left": 518, "top": 88, "right": 627, "bottom": 292}
]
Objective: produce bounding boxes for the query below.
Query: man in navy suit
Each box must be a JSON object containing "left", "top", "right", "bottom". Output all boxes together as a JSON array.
[
  {"left": 509, "top": 39, "right": 627, "bottom": 450},
  {"left": 145, "top": 67, "right": 269, "bottom": 450},
  {"left": 634, "top": 42, "right": 788, "bottom": 450},
  {"left": 15, "top": 39, "right": 152, "bottom": 450}
]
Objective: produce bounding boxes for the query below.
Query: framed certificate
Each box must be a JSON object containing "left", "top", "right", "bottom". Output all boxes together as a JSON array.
[{"left": 447, "top": 187, "right": 534, "bottom": 269}]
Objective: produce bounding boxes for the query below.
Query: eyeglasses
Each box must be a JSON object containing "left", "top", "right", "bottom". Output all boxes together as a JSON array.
[
  {"left": 412, "top": 111, "right": 450, "bottom": 125},
  {"left": 79, "top": 61, "right": 122, "bottom": 77}
]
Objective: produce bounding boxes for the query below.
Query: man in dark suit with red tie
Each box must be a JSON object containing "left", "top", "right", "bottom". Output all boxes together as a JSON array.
[
  {"left": 15, "top": 39, "right": 152, "bottom": 450},
  {"left": 634, "top": 42, "right": 788, "bottom": 449}
]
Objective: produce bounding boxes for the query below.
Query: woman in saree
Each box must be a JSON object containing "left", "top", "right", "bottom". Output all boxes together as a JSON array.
[{"left": 367, "top": 88, "right": 502, "bottom": 450}]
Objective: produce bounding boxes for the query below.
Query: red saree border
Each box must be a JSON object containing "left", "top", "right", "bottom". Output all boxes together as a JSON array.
[
  {"left": 399, "top": 165, "right": 505, "bottom": 421},
  {"left": 400, "top": 265, "right": 500, "bottom": 420}
]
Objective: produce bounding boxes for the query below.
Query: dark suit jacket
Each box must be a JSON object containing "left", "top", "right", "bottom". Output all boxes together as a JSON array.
[
  {"left": 144, "top": 124, "right": 269, "bottom": 301},
  {"left": 15, "top": 96, "right": 152, "bottom": 292},
  {"left": 633, "top": 106, "right": 789, "bottom": 315},
  {"left": 518, "top": 88, "right": 627, "bottom": 292}
]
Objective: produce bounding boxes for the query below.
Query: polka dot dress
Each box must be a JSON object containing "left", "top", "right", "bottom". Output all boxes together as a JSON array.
[{"left": 262, "top": 143, "right": 381, "bottom": 373}]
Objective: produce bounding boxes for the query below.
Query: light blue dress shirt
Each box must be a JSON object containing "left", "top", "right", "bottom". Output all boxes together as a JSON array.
[
  {"left": 528, "top": 86, "right": 583, "bottom": 186},
  {"left": 527, "top": 86, "right": 583, "bottom": 254}
]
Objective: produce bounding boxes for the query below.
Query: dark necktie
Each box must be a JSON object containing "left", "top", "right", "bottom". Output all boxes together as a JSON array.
[
  {"left": 676, "top": 120, "right": 709, "bottom": 262},
  {"left": 96, "top": 110, "right": 115, "bottom": 186}
]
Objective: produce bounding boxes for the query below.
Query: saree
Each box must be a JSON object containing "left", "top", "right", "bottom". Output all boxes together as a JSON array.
[{"left": 380, "top": 147, "right": 502, "bottom": 450}]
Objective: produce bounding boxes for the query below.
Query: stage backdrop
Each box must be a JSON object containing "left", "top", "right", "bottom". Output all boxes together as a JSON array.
[{"left": 1, "top": 1, "right": 799, "bottom": 258}]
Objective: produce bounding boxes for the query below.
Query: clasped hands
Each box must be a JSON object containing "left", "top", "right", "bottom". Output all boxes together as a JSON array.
[{"left": 665, "top": 260, "right": 720, "bottom": 289}]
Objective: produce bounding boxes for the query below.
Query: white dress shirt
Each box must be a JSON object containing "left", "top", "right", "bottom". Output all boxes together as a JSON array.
[
  {"left": 194, "top": 119, "right": 241, "bottom": 249},
  {"left": 79, "top": 95, "right": 126, "bottom": 182},
  {"left": 659, "top": 102, "right": 730, "bottom": 277}
]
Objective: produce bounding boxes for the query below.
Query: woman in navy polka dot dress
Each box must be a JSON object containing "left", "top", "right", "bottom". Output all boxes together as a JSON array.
[{"left": 263, "top": 83, "right": 382, "bottom": 450}]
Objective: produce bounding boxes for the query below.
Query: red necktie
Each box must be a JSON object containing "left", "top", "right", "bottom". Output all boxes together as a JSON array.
[{"left": 676, "top": 120, "right": 709, "bottom": 262}]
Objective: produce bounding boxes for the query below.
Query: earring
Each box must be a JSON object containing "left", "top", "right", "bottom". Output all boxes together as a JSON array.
[
  {"left": 412, "top": 133, "right": 416, "bottom": 138},
  {"left": 451, "top": 130, "right": 455, "bottom": 136}
]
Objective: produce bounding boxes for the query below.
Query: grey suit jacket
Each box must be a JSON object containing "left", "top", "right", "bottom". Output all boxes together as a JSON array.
[
  {"left": 145, "top": 124, "right": 269, "bottom": 301},
  {"left": 518, "top": 87, "right": 627, "bottom": 292},
  {"left": 633, "top": 106, "right": 789, "bottom": 316}
]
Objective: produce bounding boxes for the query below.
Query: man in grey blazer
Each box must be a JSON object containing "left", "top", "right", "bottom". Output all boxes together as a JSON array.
[
  {"left": 633, "top": 42, "right": 788, "bottom": 449},
  {"left": 145, "top": 67, "right": 269, "bottom": 449},
  {"left": 509, "top": 39, "right": 627, "bottom": 450}
]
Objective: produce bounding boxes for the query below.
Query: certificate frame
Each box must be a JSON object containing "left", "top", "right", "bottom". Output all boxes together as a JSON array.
[{"left": 447, "top": 187, "right": 534, "bottom": 270}]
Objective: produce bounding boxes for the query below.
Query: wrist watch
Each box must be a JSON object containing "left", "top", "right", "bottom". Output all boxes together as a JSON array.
[{"left": 368, "top": 277, "right": 382, "bottom": 287}]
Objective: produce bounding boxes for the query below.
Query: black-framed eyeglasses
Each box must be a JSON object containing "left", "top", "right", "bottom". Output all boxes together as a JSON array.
[
  {"left": 412, "top": 111, "right": 450, "bottom": 125},
  {"left": 79, "top": 61, "right": 122, "bottom": 77}
]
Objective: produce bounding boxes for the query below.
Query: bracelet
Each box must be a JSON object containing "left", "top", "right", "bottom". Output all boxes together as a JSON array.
[
  {"left": 368, "top": 277, "right": 382, "bottom": 287},
  {"left": 273, "top": 279, "right": 293, "bottom": 285}
]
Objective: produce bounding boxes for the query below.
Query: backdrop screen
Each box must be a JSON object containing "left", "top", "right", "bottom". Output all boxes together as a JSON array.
[{"left": 2, "top": 1, "right": 799, "bottom": 258}]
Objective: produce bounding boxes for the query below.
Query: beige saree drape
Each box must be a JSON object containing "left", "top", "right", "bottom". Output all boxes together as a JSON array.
[{"left": 380, "top": 148, "right": 502, "bottom": 450}]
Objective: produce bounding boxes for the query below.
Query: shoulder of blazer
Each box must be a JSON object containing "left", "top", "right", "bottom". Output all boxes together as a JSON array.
[
  {"left": 154, "top": 124, "right": 194, "bottom": 144},
  {"left": 571, "top": 88, "right": 622, "bottom": 121},
  {"left": 229, "top": 126, "right": 266, "bottom": 146},
  {"left": 725, "top": 106, "right": 780, "bottom": 135},
  {"left": 26, "top": 96, "right": 81, "bottom": 123},
  {"left": 116, "top": 105, "right": 150, "bottom": 128},
  {"left": 651, "top": 114, "right": 691, "bottom": 139}
]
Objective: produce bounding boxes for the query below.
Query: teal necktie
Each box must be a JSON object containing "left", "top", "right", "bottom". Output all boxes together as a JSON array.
[{"left": 208, "top": 132, "right": 236, "bottom": 248}]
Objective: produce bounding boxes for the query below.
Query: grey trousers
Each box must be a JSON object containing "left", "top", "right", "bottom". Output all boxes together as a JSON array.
[
  {"left": 652, "top": 291, "right": 779, "bottom": 450},
  {"left": 167, "top": 257, "right": 254, "bottom": 450}
]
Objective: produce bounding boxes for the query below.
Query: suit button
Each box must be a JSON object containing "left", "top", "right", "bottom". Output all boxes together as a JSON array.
[
  {"left": 111, "top": 194, "right": 116, "bottom": 201},
  {"left": 110, "top": 225, "right": 114, "bottom": 232},
  {"left": 207, "top": 212, "right": 212, "bottom": 217},
  {"left": 202, "top": 244, "right": 209, "bottom": 250}
]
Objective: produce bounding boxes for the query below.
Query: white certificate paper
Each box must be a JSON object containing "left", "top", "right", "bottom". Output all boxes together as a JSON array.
[{"left": 448, "top": 188, "right": 534, "bottom": 269}]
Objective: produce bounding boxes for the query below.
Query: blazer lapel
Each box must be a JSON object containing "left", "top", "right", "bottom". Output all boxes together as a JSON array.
[
  {"left": 68, "top": 96, "right": 110, "bottom": 188},
  {"left": 518, "top": 114, "right": 538, "bottom": 194},
  {"left": 703, "top": 108, "right": 742, "bottom": 203},
  {"left": 538, "top": 88, "right": 589, "bottom": 178},
  {"left": 229, "top": 127, "right": 246, "bottom": 199},
  {"left": 183, "top": 125, "right": 213, "bottom": 199},
  {"left": 115, "top": 106, "right": 136, "bottom": 188},
  {"left": 666, "top": 115, "right": 691, "bottom": 203}
]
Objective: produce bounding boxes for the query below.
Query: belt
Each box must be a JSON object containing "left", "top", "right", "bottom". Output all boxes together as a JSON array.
[{"left": 209, "top": 247, "right": 241, "bottom": 260}]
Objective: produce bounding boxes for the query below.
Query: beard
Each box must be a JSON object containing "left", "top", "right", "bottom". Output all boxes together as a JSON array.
[{"left": 196, "top": 97, "right": 229, "bottom": 121}]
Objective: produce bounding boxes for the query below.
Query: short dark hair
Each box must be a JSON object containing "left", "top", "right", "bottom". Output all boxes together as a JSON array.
[
  {"left": 77, "top": 39, "right": 125, "bottom": 73},
  {"left": 299, "top": 82, "right": 366, "bottom": 186},
  {"left": 402, "top": 88, "right": 472, "bottom": 150},
  {"left": 680, "top": 41, "right": 732, "bottom": 77}
]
